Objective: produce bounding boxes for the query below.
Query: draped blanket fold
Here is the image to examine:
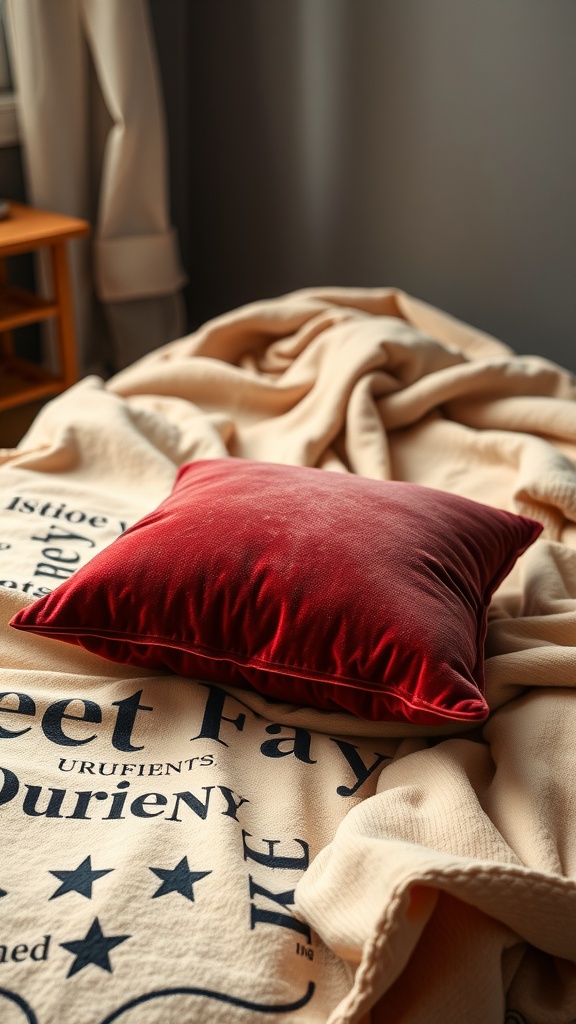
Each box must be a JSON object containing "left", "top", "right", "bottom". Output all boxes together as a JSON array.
[{"left": 1, "top": 287, "right": 575, "bottom": 1024}]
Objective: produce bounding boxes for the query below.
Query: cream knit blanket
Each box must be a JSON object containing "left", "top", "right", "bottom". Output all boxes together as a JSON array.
[{"left": 1, "top": 288, "right": 575, "bottom": 1024}]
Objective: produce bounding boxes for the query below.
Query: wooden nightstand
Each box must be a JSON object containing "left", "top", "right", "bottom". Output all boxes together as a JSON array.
[{"left": 0, "top": 201, "right": 90, "bottom": 412}]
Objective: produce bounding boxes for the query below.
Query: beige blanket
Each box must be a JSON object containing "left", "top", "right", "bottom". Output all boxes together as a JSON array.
[{"left": 1, "top": 287, "right": 576, "bottom": 1024}]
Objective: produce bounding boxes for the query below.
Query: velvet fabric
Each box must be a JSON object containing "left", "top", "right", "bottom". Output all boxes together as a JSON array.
[{"left": 10, "top": 458, "right": 542, "bottom": 724}]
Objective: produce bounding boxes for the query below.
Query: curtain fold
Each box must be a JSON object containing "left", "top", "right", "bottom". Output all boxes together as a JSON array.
[{"left": 4, "top": 0, "right": 187, "bottom": 375}]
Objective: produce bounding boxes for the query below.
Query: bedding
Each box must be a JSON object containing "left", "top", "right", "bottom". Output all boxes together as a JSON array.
[
  {"left": 0, "top": 285, "right": 576, "bottom": 1024},
  {"left": 10, "top": 459, "right": 541, "bottom": 725}
]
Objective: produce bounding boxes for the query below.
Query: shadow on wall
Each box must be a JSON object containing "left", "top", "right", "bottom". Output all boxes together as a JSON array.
[{"left": 150, "top": 0, "right": 576, "bottom": 372}]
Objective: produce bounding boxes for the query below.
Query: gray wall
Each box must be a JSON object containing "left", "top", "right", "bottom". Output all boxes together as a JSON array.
[
  {"left": 3, "top": 2, "right": 574, "bottom": 371},
  {"left": 151, "top": 0, "right": 576, "bottom": 372}
]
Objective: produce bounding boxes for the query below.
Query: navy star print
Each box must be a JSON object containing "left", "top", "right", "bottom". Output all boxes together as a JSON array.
[
  {"left": 60, "top": 917, "right": 130, "bottom": 977},
  {"left": 150, "top": 856, "right": 211, "bottom": 901},
  {"left": 50, "top": 856, "right": 113, "bottom": 899}
]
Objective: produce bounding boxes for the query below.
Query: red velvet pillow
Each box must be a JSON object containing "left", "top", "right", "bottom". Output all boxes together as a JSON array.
[{"left": 10, "top": 459, "right": 542, "bottom": 725}]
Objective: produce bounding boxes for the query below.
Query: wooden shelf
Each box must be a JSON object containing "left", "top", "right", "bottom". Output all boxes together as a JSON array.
[
  {"left": 0, "top": 283, "right": 59, "bottom": 330},
  {"left": 0, "top": 201, "right": 90, "bottom": 414},
  {"left": 0, "top": 356, "right": 63, "bottom": 412},
  {"left": 0, "top": 201, "right": 90, "bottom": 256}
]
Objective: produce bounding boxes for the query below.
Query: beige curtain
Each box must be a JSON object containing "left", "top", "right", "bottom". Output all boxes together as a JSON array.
[{"left": 4, "top": 0, "right": 187, "bottom": 375}]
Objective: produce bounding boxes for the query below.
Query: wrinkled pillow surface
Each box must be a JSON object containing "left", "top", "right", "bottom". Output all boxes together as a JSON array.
[{"left": 10, "top": 459, "right": 542, "bottom": 725}]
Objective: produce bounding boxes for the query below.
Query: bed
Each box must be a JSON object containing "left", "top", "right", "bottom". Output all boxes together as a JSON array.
[{"left": 1, "top": 286, "right": 576, "bottom": 1024}]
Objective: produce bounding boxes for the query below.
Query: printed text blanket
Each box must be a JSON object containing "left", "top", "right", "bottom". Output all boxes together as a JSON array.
[{"left": 1, "top": 287, "right": 576, "bottom": 1024}]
